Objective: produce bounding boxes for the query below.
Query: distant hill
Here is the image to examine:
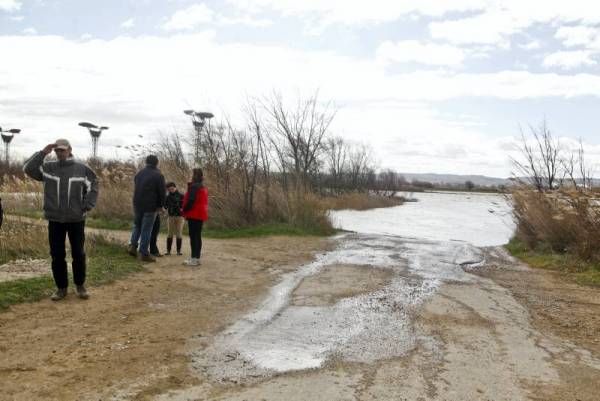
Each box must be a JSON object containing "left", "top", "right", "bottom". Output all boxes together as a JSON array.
[{"left": 400, "top": 173, "right": 510, "bottom": 187}]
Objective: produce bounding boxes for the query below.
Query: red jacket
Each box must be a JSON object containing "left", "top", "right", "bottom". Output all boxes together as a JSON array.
[{"left": 182, "top": 183, "right": 208, "bottom": 221}]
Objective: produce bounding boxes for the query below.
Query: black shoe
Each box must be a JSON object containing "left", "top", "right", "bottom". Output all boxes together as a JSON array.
[
  {"left": 139, "top": 254, "right": 157, "bottom": 263},
  {"left": 51, "top": 288, "right": 67, "bottom": 301},
  {"left": 127, "top": 245, "right": 138, "bottom": 257},
  {"left": 76, "top": 285, "right": 89, "bottom": 300},
  {"left": 176, "top": 238, "right": 182, "bottom": 255},
  {"left": 166, "top": 237, "right": 173, "bottom": 255}
]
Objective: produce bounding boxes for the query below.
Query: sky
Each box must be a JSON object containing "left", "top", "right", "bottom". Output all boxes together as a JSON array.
[{"left": 1, "top": 0, "right": 600, "bottom": 178}]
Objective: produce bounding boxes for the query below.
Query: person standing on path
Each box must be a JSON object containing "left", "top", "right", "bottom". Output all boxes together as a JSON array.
[
  {"left": 128, "top": 155, "right": 166, "bottom": 262},
  {"left": 164, "top": 182, "right": 184, "bottom": 256},
  {"left": 23, "top": 139, "right": 98, "bottom": 301},
  {"left": 181, "top": 168, "right": 208, "bottom": 266},
  {"left": 149, "top": 211, "right": 163, "bottom": 257}
]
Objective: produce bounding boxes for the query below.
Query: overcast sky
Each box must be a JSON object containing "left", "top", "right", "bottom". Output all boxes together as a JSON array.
[{"left": 2, "top": 0, "right": 600, "bottom": 177}]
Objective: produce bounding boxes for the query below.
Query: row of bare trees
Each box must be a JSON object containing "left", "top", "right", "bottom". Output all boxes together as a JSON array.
[
  {"left": 151, "top": 92, "right": 403, "bottom": 225},
  {"left": 512, "top": 120, "right": 596, "bottom": 192}
]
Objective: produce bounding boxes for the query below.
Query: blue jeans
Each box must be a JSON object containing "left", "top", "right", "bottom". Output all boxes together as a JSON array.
[{"left": 130, "top": 211, "right": 157, "bottom": 256}]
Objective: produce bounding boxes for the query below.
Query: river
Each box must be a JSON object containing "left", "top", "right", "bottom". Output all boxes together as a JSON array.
[{"left": 330, "top": 191, "right": 514, "bottom": 247}]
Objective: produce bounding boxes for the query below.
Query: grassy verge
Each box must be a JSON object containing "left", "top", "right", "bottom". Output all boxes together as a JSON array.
[
  {"left": 505, "top": 238, "right": 600, "bottom": 287},
  {"left": 0, "top": 237, "right": 143, "bottom": 310},
  {"left": 7, "top": 209, "right": 131, "bottom": 231},
  {"left": 7, "top": 210, "right": 335, "bottom": 238}
]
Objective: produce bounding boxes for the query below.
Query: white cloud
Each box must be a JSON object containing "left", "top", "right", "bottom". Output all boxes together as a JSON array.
[
  {"left": 376, "top": 40, "right": 466, "bottom": 67},
  {"left": 80, "top": 33, "right": 93, "bottom": 40},
  {"left": 429, "top": 9, "right": 524, "bottom": 46},
  {"left": 217, "top": 15, "right": 272, "bottom": 27},
  {"left": 429, "top": 2, "right": 600, "bottom": 48},
  {"left": 9, "top": 15, "right": 24, "bottom": 21},
  {"left": 162, "top": 3, "right": 272, "bottom": 31},
  {"left": 22, "top": 27, "right": 37, "bottom": 35},
  {"left": 227, "top": 0, "right": 488, "bottom": 26},
  {"left": 519, "top": 40, "right": 541, "bottom": 50},
  {"left": 0, "top": 0, "right": 21, "bottom": 12},
  {"left": 162, "top": 3, "right": 214, "bottom": 31},
  {"left": 3, "top": 33, "right": 600, "bottom": 173},
  {"left": 555, "top": 25, "right": 600, "bottom": 49},
  {"left": 543, "top": 50, "right": 597, "bottom": 70},
  {"left": 121, "top": 18, "right": 135, "bottom": 29}
]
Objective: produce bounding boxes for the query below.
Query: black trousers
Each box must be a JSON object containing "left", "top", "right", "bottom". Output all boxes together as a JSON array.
[
  {"left": 48, "top": 221, "right": 86, "bottom": 289},
  {"left": 150, "top": 214, "right": 161, "bottom": 254},
  {"left": 187, "top": 219, "right": 203, "bottom": 259}
]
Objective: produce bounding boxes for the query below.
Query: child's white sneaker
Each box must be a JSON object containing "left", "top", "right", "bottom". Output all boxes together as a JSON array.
[{"left": 184, "top": 258, "right": 201, "bottom": 266}]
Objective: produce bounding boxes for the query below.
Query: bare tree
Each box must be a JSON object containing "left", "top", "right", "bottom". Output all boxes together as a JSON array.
[
  {"left": 512, "top": 120, "right": 562, "bottom": 191},
  {"left": 262, "top": 91, "right": 336, "bottom": 191},
  {"left": 324, "top": 136, "right": 349, "bottom": 194},
  {"left": 346, "top": 143, "right": 373, "bottom": 191}
]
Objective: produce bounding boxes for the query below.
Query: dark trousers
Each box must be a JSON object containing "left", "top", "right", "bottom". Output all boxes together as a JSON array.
[
  {"left": 48, "top": 221, "right": 86, "bottom": 289},
  {"left": 150, "top": 214, "right": 160, "bottom": 255},
  {"left": 187, "top": 219, "right": 203, "bottom": 259}
]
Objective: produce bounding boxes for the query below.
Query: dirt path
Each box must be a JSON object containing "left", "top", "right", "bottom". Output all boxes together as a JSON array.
[
  {"left": 1, "top": 229, "right": 599, "bottom": 401},
  {"left": 0, "top": 230, "right": 331, "bottom": 401}
]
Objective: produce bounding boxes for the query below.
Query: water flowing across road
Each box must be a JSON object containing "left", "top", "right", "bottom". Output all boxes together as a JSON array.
[{"left": 190, "top": 192, "right": 515, "bottom": 381}]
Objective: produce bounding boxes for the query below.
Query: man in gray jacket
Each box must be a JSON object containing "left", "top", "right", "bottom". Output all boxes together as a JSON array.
[{"left": 23, "top": 139, "right": 99, "bottom": 301}]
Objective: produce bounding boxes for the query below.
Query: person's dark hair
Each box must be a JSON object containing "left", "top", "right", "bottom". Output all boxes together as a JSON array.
[
  {"left": 146, "top": 155, "right": 159, "bottom": 167},
  {"left": 191, "top": 168, "right": 204, "bottom": 185},
  {"left": 166, "top": 181, "right": 176, "bottom": 188}
]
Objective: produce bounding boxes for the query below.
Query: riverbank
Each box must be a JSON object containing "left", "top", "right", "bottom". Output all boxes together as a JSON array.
[{"left": 506, "top": 238, "right": 600, "bottom": 287}]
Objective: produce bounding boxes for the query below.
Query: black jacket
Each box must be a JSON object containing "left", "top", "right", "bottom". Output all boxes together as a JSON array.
[
  {"left": 133, "top": 165, "right": 166, "bottom": 213},
  {"left": 165, "top": 191, "right": 183, "bottom": 216},
  {"left": 23, "top": 152, "right": 99, "bottom": 222}
]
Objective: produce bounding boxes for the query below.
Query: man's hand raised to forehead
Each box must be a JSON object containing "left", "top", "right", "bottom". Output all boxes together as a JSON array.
[{"left": 42, "top": 143, "right": 57, "bottom": 155}]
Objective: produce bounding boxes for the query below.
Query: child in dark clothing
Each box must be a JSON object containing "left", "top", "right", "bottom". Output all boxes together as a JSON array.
[{"left": 164, "top": 182, "right": 184, "bottom": 255}]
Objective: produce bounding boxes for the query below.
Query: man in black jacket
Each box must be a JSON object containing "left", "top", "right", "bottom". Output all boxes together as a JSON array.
[
  {"left": 128, "top": 155, "right": 166, "bottom": 262},
  {"left": 23, "top": 139, "right": 99, "bottom": 301}
]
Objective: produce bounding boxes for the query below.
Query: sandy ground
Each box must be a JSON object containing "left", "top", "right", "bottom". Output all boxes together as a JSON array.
[
  {"left": 0, "top": 231, "right": 599, "bottom": 401},
  {"left": 0, "top": 234, "right": 331, "bottom": 401}
]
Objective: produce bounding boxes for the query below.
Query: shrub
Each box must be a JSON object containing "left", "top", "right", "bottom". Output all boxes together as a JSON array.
[{"left": 512, "top": 188, "right": 600, "bottom": 261}]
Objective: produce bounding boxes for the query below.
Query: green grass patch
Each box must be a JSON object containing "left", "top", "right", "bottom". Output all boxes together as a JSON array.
[
  {"left": 8, "top": 209, "right": 131, "bottom": 231},
  {"left": 505, "top": 237, "right": 600, "bottom": 287},
  {"left": 0, "top": 237, "right": 143, "bottom": 311},
  {"left": 7, "top": 211, "right": 335, "bottom": 238}
]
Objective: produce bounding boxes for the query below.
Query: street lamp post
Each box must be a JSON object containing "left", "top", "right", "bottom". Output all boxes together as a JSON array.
[
  {"left": 0, "top": 127, "right": 21, "bottom": 165},
  {"left": 183, "top": 110, "right": 213, "bottom": 165},
  {"left": 78, "top": 122, "right": 109, "bottom": 159}
]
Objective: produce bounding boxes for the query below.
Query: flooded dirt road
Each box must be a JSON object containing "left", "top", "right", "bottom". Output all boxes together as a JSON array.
[{"left": 2, "top": 192, "right": 599, "bottom": 400}]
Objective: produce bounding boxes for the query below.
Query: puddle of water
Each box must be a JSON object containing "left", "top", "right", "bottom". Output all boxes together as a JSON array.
[{"left": 191, "top": 234, "right": 485, "bottom": 380}]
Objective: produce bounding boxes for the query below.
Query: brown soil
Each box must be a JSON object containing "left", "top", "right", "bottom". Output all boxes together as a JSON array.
[
  {"left": 473, "top": 248, "right": 600, "bottom": 401},
  {"left": 0, "top": 235, "right": 331, "bottom": 401},
  {"left": 291, "top": 265, "right": 393, "bottom": 307}
]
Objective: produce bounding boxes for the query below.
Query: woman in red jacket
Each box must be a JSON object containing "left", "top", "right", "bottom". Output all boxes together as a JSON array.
[{"left": 181, "top": 168, "right": 208, "bottom": 266}]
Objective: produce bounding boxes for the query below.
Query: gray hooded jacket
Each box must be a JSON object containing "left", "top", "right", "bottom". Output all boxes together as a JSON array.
[{"left": 23, "top": 151, "right": 99, "bottom": 222}]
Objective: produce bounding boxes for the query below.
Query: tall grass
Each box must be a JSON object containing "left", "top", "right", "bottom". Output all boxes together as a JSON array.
[
  {"left": 512, "top": 189, "right": 600, "bottom": 261},
  {"left": 0, "top": 217, "right": 48, "bottom": 264}
]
